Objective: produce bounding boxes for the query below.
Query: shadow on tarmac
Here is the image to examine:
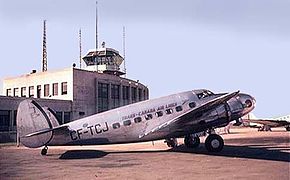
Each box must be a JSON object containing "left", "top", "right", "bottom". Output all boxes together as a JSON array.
[{"left": 59, "top": 144, "right": 290, "bottom": 162}]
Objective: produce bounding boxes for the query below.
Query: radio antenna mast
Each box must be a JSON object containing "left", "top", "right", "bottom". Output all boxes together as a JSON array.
[
  {"left": 79, "top": 28, "right": 82, "bottom": 68},
  {"left": 123, "top": 26, "right": 127, "bottom": 77},
  {"left": 42, "top": 20, "right": 47, "bottom": 72},
  {"left": 95, "top": 1, "right": 98, "bottom": 50}
]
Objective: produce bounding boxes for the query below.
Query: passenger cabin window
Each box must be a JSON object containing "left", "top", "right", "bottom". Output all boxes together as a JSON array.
[
  {"left": 165, "top": 109, "right": 173, "bottom": 115},
  {"left": 189, "top": 102, "right": 196, "bottom": 108},
  {"left": 145, "top": 114, "right": 153, "bottom": 120},
  {"left": 156, "top": 111, "right": 163, "bottom": 117},
  {"left": 112, "top": 123, "right": 121, "bottom": 129},
  {"left": 176, "top": 106, "right": 183, "bottom": 112},
  {"left": 123, "top": 120, "right": 131, "bottom": 126},
  {"left": 134, "top": 117, "right": 142, "bottom": 123}
]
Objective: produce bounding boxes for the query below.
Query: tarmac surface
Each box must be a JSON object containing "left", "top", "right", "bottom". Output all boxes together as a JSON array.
[{"left": 0, "top": 127, "right": 289, "bottom": 180}]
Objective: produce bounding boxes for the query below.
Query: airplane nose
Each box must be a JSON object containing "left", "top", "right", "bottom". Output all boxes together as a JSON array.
[{"left": 237, "top": 93, "right": 256, "bottom": 114}]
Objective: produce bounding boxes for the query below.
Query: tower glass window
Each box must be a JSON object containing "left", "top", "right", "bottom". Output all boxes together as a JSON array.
[
  {"left": 6, "top": 89, "right": 11, "bottom": 96},
  {"left": 13, "top": 88, "right": 19, "bottom": 97}
]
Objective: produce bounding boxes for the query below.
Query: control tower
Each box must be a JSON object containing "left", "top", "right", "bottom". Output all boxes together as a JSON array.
[{"left": 82, "top": 42, "right": 125, "bottom": 76}]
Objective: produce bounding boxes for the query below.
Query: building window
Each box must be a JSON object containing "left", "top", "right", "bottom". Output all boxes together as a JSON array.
[
  {"left": 13, "top": 88, "right": 19, "bottom": 97},
  {"left": 112, "top": 122, "right": 121, "bottom": 129},
  {"left": 29, "top": 86, "right": 34, "bottom": 98},
  {"left": 13, "top": 110, "right": 17, "bottom": 127},
  {"left": 122, "top": 86, "right": 129, "bottom": 105},
  {"left": 131, "top": 87, "right": 137, "bottom": 103},
  {"left": 98, "top": 83, "right": 109, "bottom": 112},
  {"left": 44, "top": 84, "right": 50, "bottom": 97},
  {"left": 64, "top": 112, "right": 71, "bottom": 123},
  {"left": 0, "top": 110, "right": 10, "bottom": 131},
  {"left": 53, "top": 83, "right": 58, "bottom": 96},
  {"left": 56, "top": 111, "right": 63, "bottom": 124},
  {"left": 138, "top": 88, "right": 143, "bottom": 101},
  {"left": 111, "top": 84, "right": 120, "bottom": 109},
  {"left": 61, "top": 82, "right": 67, "bottom": 95},
  {"left": 123, "top": 120, "right": 131, "bottom": 126},
  {"left": 6, "top": 89, "right": 12, "bottom": 96},
  {"left": 37, "top": 85, "right": 41, "bottom": 98},
  {"left": 21, "top": 87, "right": 26, "bottom": 97},
  {"left": 134, "top": 117, "right": 142, "bottom": 123}
]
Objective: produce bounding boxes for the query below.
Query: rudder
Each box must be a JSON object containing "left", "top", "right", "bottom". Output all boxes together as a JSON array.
[{"left": 17, "top": 100, "right": 53, "bottom": 148}]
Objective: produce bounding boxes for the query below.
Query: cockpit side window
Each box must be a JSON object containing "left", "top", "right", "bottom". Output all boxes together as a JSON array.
[{"left": 197, "top": 90, "right": 214, "bottom": 99}]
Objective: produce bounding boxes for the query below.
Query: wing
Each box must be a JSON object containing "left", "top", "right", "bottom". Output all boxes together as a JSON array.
[
  {"left": 139, "top": 91, "right": 239, "bottom": 138},
  {"left": 243, "top": 119, "right": 290, "bottom": 127}
]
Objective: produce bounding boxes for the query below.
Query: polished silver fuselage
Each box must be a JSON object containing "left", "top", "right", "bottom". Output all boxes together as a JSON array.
[{"left": 48, "top": 90, "right": 254, "bottom": 146}]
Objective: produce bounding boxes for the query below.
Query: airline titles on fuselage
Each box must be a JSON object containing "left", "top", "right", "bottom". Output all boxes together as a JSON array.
[{"left": 69, "top": 102, "right": 178, "bottom": 141}]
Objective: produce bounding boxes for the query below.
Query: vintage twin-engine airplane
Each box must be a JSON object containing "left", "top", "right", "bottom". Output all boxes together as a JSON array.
[
  {"left": 17, "top": 89, "right": 255, "bottom": 155},
  {"left": 242, "top": 113, "right": 290, "bottom": 131}
]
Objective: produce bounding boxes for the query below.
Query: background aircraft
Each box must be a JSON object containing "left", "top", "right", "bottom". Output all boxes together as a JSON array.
[
  {"left": 242, "top": 113, "right": 290, "bottom": 131},
  {"left": 17, "top": 89, "right": 255, "bottom": 155}
]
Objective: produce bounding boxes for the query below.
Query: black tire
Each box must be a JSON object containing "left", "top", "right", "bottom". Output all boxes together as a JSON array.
[
  {"left": 205, "top": 134, "right": 224, "bottom": 152},
  {"left": 166, "top": 138, "right": 178, "bottom": 148},
  {"left": 184, "top": 135, "right": 200, "bottom": 148},
  {"left": 286, "top": 126, "right": 290, "bottom": 131},
  {"left": 41, "top": 147, "right": 48, "bottom": 156}
]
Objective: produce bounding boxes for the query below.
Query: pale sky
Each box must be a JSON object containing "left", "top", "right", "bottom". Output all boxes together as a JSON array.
[{"left": 0, "top": 0, "right": 289, "bottom": 117}]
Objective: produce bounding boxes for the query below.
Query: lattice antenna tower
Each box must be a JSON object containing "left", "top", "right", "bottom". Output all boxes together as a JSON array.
[
  {"left": 95, "top": 1, "right": 98, "bottom": 50},
  {"left": 79, "top": 29, "right": 82, "bottom": 68},
  {"left": 123, "top": 26, "right": 127, "bottom": 77},
  {"left": 42, "top": 20, "right": 47, "bottom": 72}
]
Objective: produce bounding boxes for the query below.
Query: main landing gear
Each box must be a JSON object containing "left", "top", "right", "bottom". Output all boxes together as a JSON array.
[
  {"left": 41, "top": 146, "right": 48, "bottom": 156},
  {"left": 165, "top": 130, "right": 225, "bottom": 152},
  {"left": 184, "top": 134, "right": 200, "bottom": 148}
]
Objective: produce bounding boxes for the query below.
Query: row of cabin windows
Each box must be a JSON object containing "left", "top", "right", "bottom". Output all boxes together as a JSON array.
[
  {"left": 6, "top": 82, "right": 67, "bottom": 98},
  {"left": 111, "top": 102, "right": 197, "bottom": 129}
]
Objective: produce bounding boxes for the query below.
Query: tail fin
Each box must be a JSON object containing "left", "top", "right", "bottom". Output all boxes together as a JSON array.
[{"left": 17, "top": 100, "right": 55, "bottom": 148}]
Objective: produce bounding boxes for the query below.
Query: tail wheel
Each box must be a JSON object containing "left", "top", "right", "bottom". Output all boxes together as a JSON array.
[
  {"left": 184, "top": 135, "right": 200, "bottom": 148},
  {"left": 286, "top": 126, "right": 290, "bottom": 131},
  {"left": 205, "top": 134, "right": 224, "bottom": 152},
  {"left": 41, "top": 146, "right": 48, "bottom": 156}
]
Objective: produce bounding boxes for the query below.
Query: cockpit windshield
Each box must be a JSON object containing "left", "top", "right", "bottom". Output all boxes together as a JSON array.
[{"left": 196, "top": 90, "right": 214, "bottom": 99}]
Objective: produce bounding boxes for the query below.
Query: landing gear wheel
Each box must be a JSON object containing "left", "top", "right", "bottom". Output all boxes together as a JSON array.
[
  {"left": 205, "top": 134, "right": 224, "bottom": 152},
  {"left": 165, "top": 138, "right": 178, "bottom": 148},
  {"left": 41, "top": 146, "right": 48, "bottom": 156},
  {"left": 286, "top": 126, "right": 290, "bottom": 131},
  {"left": 184, "top": 135, "right": 200, "bottom": 148}
]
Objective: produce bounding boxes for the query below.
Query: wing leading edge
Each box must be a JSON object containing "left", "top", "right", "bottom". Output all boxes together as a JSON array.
[{"left": 139, "top": 91, "right": 239, "bottom": 138}]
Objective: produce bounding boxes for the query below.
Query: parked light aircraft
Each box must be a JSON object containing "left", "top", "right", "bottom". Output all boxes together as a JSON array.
[
  {"left": 17, "top": 89, "right": 255, "bottom": 155},
  {"left": 242, "top": 113, "right": 290, "bottom": 131}
]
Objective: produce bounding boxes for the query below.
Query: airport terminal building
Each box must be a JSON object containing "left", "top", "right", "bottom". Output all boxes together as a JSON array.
[{"left": 0, "top": 46, "right": 149, "bottom": 142}]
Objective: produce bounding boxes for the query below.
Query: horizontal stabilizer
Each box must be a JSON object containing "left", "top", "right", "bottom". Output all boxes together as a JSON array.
[{"left": 24, "top": 125, "right": 69, "bottom": 138}]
